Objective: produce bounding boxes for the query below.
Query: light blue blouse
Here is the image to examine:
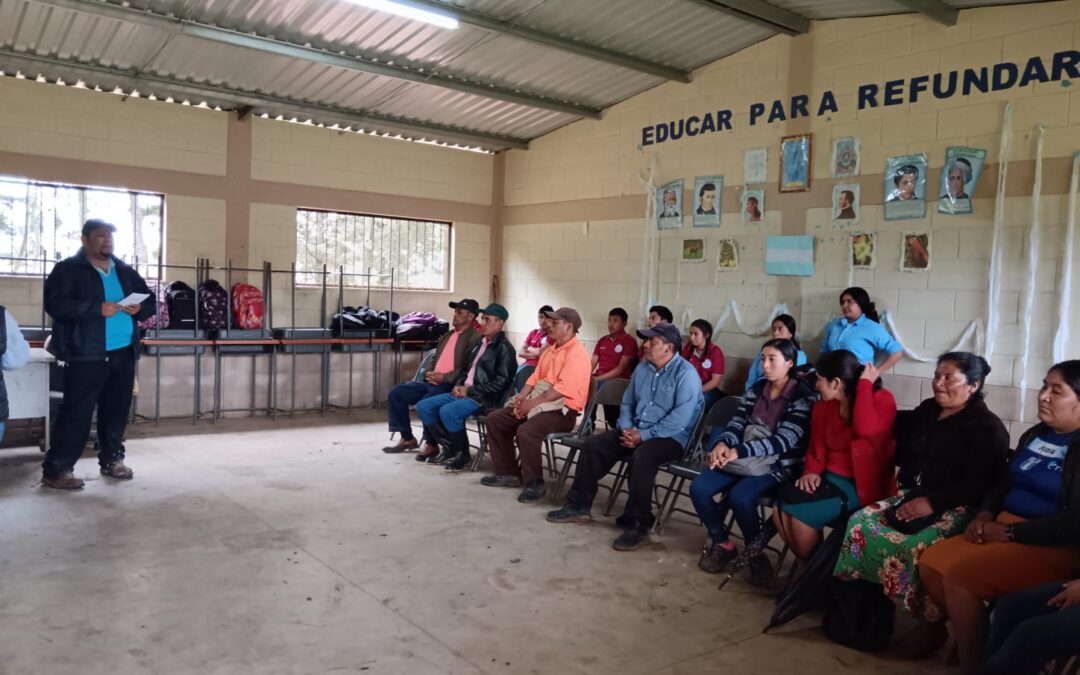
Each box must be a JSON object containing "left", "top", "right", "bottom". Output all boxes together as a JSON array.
[{"left": 820, "top": 315, "right": 903, "bottom": 365}]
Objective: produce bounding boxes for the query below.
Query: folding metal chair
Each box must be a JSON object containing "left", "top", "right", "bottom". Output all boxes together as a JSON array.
[
  {"left": 542, "top": 377, "right": 614, "bottom": 502},
  {"left": 469, "top": 365, "right": 534, "bottom": 471},
  {"left": 404, "top": 349, "right": 439, "bottom": 439},
  {"left": 650, "top": 396, "right": 742, "bottom": 534}
]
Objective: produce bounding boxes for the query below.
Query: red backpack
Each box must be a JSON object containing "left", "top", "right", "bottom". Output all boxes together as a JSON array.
[{"left": 231, "top": 283, "right": 264, "bottom": 329}]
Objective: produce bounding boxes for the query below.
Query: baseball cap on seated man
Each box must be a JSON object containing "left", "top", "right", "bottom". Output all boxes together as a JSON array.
[
  {"left": 542, "top": 306, "right": 582, "bottom": 331},
  {"left": 637, "top": 323, "right": 682, "bottom": 352},
  {"left": 449, "top": 298, "right": 481, "bottom": 314},
  {"left": 480, "top": 303, "right": 509, "bottom": 321},
  {"left": 82, "top": 219, "right": 117, "bottom": 237}
]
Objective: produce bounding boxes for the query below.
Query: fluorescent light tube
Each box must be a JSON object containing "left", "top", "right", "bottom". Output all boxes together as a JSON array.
[{"left": 342, "top": 0, "right": 459, "bottom": 29}]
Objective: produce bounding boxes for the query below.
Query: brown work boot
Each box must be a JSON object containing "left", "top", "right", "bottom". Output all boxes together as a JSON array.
[
  {"left": 382, "top": 438, "right": 419, "bottom": 454},
  {"left": 413, "top": 443, "right": 439, "bottom": 462},
  {"left": 100, "top": 461, "right": 134, "bottom": 480},
  {"left": 42, "top": 473, "right": 85, "bottom": 490}
]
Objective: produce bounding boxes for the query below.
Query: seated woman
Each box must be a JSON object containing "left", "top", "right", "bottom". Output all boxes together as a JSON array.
[
  {"left": 691, "top": 338, "right": 815, "bottom": 586},
  {"left": 979, "top": 578, "right": 1080, "bottom": 675},
  {"left": 774, "top": 350, "right": 896, "bottom": 561},
  {"left": 681, "top": 318, "right": 726, "bottom": 411},
  {"left": 919, "top": 360, "right": 1080, "bottom": 671},
  {"left": 744, "top": 314, "right": 807, "bottom": 392},
  {"left": 820, "top": 287, "right": 904, "bottom": 373},
  {"left": 517, "top": 305, "right": 551, "bottom": 371},
  {"left": 833, "top": 352, "right": 1009, "bottom": 656}
]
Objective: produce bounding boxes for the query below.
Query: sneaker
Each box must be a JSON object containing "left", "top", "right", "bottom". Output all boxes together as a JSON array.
[
  {"left": 546, "top": 504, "right": 593, "bottom": 524},
  {"left": 698, "top": 539, "right": 738, "bottom": 574},
  {"left": 612, "top": 528, "right": 649, "bottom": 551},
  {"left": 41, "top": 472, "right": 85, "bottom": 490},
  {"left": 100, "top": 461, "right": 134, "bottom": 480},
  {"left": 383, "top": 438, "right": 419, "bottom": 454},
  {"left": 443, "top": 453, "right": 471, "bottom": 473},
  {"left": 748, "top": 554, "right": 775, "bottom": 588},
  {"left": 480, "top": 475, "right": 522, "bottom": 488},
  {"left": 517, "top": 480, "right": 545, "bottom": 503}
]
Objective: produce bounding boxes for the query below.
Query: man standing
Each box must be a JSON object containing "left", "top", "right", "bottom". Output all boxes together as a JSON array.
[
  {"left": 547, "top": 323, "right": 703, "bottom": 551},
  {"left": 482, "top": 307, "right": 591, "bottom": 503},
  {"left": 383, "top": 299, "right": 480, "bottom": 457},
  {"left": 41, "top": 219, "right": 155, "bottom": 489},
  {"left": 591, "top": 307, "right": 637, "bottom": 427},
  {"left": 1, "top": 304, "right": 32, "bottom": 443},
  {"left": 414, "top": 303, "right": 516, "bottom": 471}
]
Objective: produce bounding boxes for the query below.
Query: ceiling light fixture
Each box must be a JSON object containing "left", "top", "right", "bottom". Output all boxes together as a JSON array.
[{"left": 341, "top": 0, "right": 458, "bottom": 29}]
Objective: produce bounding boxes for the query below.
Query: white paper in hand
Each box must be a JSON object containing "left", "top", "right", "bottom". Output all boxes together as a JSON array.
[{"left": 119, "top": 292, "right": 150, "bottom": 307}]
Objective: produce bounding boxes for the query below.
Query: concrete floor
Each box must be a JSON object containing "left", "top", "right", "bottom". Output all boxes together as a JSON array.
[{"left": 0, "top": 411, "right": 953, "bottom": 675}]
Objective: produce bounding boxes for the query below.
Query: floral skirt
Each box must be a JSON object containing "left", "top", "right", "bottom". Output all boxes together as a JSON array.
[{"left": 832, "top": 494, "right": 969, "bottom": 621}]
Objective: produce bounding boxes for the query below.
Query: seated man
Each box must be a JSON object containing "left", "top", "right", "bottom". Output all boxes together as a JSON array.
[
  {"left": 382, "top": 299, "right": 480, "bottom": 456},
  {"left": 642, "top": 304, "right": 673, "bottom": 352},
  {"left": 482, "top": 307, "right": 592, "bottom": 503},
  {"left": 591, "top": 307, "right": 637, "bottom": 427},
  {"left": 547, "top": 323, "right": 703, "bottom": 551},
  {"left": 414, "top": 303, "right": 517, "bottom": 472}
]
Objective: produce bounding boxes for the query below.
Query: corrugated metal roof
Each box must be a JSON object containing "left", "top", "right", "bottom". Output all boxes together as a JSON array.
[{"left": 0, "top": 0, "right": 1063, "bottom": 151}]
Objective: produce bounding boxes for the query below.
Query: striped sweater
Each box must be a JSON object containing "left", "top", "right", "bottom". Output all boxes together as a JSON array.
[{"left": 705, "top": 377, "right": 817, "bottom": 480}]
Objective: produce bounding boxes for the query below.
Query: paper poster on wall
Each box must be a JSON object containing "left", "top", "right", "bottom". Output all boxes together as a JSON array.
[
  {"left": 833, "top": 183, "right": 860, "bottom": 224},
  {"left": 850, "top": 232, "right": 876, "bottom": 269},
  {"left": 744, "top": 148, "right": 767, "bottom": 185},
  {"left": 656, "top": 179, "right": 683, "bottom": 230},
  {"left": 742, "top": 189, "right": 764, "bottom": 223},
  {"left": 832, "top": 137, "right": 860, "bottom": 178},
  {"left": 693, "top": 176, "right": 723, "bottom": 227},
  {"left": 717, "top": 238, "right": 739, "bottom": 271},
  {"left": 765, "top": 236, "right": 814, "bottom": 276},
  {"left": 884, "top": 154, "right": 928, "bottom": 221},
  {"left": 902, "top": 231, "right": 931, "bottom": 272},
  {"left": 682, "top": 238, "right": 705, "bottom": 263},
  {"left": 938, "top": 147, "right": 987, "bottom": 216},
  {"left": 780, "top": 134, "right": 812, "bottom": 192}
]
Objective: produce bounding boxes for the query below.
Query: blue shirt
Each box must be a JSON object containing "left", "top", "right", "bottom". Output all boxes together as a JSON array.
[
  {"left": 1004, "top": 430, "right": 1074, "bottom": 518},
  {"left": 820, "top": 315, "right": 902, "bottom": 365},
  {"left": 618, "top": 353, "right": 703, "bottom": 449},
  {"left": 95, "top": 260, "right": 133, "bottom": 351},
  {"left": 744, "top": 348, "right": 808, "bottom": 392},
  {"left": 2, "top": 309, "right": 30, "bottom": 371}
]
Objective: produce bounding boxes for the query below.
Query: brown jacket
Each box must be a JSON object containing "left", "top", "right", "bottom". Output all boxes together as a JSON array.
[{"left": 431, "top": 325, "right": 480, "bottom": 385}]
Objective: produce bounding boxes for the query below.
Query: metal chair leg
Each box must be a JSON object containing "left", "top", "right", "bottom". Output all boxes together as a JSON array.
[
  {"left": 602, "top": 462, "right": 628, "bottom": 517},
  {"left": 652, "top": 474, "right": 683, "bottom": 535},
  {"left": 550, "top": 447, "right": 579, "bottom": 504}
]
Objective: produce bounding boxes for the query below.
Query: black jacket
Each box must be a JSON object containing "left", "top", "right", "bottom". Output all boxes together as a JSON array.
[
  {"left": 44, "top": 252, "right": 156, "bottom": 362},
  {"left": 981, "top": 424, "right": 1080, "bottom": 548},
  {"left": 894, "top": 397, "right": 1010, "bottom": 512},
  {"left": 454, "top": 331, "right": 516, "bottom": 410}
]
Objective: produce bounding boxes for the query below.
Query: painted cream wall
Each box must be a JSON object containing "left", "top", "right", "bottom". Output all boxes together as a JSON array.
[{"left": 500, "top": 1, "right": 1080, "bottom": 440}]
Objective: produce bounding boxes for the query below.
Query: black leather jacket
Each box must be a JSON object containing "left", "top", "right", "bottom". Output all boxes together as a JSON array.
[{"left": 455, "top": 331, "right": 517, "bottom": 410}]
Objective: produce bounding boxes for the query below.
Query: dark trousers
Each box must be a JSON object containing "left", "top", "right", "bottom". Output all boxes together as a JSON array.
[
  {"left": 486, "top": 407, "right": 576, "bottom": 484},
  {"left": 689, "top": 469, "right": 779, "bottom": 543},
  {"left": 981, "top": 580, "right": 1080, "bottom": 675},
  {"left": 42, "top": 348, "right": 135, "bottom": 477},
  {"left": 387, "top": 380, "right": 451, "bottom": 441},
  {"left": 566, "top": 430, "right": 683, "bottom": 529}
]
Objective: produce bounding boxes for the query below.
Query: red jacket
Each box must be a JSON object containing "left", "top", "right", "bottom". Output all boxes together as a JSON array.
[{"left": 804, "top": 380, "right": 897, "bottom": 507}]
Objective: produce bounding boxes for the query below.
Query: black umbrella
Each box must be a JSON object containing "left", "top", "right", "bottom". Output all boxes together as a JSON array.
[
  {"left": 716, "top": 518, "right": 779, "bottom": 591},
  {"left": 762, "top": 523, "right": 847, "bottom": 632}
]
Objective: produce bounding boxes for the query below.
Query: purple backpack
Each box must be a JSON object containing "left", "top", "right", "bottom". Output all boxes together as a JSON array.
[
  {"left": 138, "top": 282, "right": 170, "bottom": 330},
  {"left": 198, "top": 279, "right": 229, "bottom": 329}
]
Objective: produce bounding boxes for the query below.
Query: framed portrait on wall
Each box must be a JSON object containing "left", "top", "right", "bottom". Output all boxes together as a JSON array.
[
  {"left": 901, "top": 231, "right": 931, "bottom": 272},
  {"left": 780, "top": 133, "right": 812, "bottom": 193},
  {"left": 693, "top": 175, "right": 723, "bottom": 227},
  {"left": 742, "top": 189, "right": 764, "bottom": 223},
  {"left": 850, "top": 231, "right": 876, "bottom": 270},
  {"left": 832, "top": 137, "right": 860, "bottom": 178},
  {"left": 833, "top": 183, "right": 860, "bottom": 224},
  {"left": 656, "top": 179, "right": 683, "bottom": 230},
  {"left": 938, "top": 147, "right": 987, "bottom": 216},
  {"left": 884, "top": 154, "right": 928, "bottom": 221}
]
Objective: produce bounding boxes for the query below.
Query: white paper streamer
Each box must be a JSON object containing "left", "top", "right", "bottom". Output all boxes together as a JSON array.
[
  {"left": 1054, "top": 154, "right": 1080, "bottom": 362},
  {"left": 1019, "top": 126, "right": 1045, "bottom": 419},
  {"left": 883, "top": 312, "right": 982, "bottom": 363},
  {"left": 713, "top": 300, "right": 791, "bottom": 336},
  {"left": 636, "top": 156, "right": 660, "bottom": 321},
  {"left": 984, "top": 102, "right": 1013, "bottom": 359}
]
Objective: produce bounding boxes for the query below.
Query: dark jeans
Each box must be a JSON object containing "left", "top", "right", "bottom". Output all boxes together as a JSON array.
[
  {"left": 981, "top": 580, "right": 1080, "bottom": 675},
  {"left": 566, "top": 430, "right": 683, "bottom": 529},
  {"left": 42, "top": 348, "right": 135, "bottom": 477},
  {"left": 387, "top": 380, "right": 451, "bottom": 441},
  {"left": 486, "top": 407, "right": 576, "bottom": 484},
  {"left": 689, "top": 469, "right": 779, "bottom": 543}
]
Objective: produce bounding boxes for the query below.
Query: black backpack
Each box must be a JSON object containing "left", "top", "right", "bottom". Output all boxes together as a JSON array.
[
  {"left": 198, "top": 279, "right": 229, "bottom": 329},
  {"left": 822, "top": 579, "right": 896, "bottom": 652},
  {"left": 164, "top": 281, "right": 196, "bottom": 330}
]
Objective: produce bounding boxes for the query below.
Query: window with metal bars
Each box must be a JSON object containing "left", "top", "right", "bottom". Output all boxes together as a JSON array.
[
  {"left": 0, "top": 177, "right": 165, "bottom": 278},
  {"left": 295, "top": 208, "right": 451, "bottom": 291}
]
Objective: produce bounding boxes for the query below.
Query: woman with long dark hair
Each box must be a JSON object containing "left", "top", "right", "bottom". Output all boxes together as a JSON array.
[
  {"left": 744, "top": 314, "right": 808, "bottom": 391},
  {"left": 820, "top": 287, "right": 904, "bottom": 372},
  {"left": 682, "top": 318, "right": 726, "bottom": 410}
]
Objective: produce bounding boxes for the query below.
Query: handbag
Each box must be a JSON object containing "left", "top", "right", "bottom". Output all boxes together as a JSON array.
[
  {"left": 778, "top": 476, "right": 850, "bottom": 513},
  {"left": 721, "top": 422, "right": 779, "bottom": 476},
  {"left": 881, "top": 490, "right": 943, "bottom": 534},
  {"left": 823, "top": 578, "right": 896, "bottom": 652}
]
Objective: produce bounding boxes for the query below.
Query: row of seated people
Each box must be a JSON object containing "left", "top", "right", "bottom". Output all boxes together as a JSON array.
[{"left": 378, "top": 293, "right": 1079, "bottom": 674}]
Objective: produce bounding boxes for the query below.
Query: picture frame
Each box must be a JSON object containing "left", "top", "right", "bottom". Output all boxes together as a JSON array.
[
  {"left": 742, "top": 189, "right": 765, "bottom": 224},
  {"left": 692, "top": 175, "right": 723, "bottom": 228},
  {"left": 832, "top": 136, "right": 860, "bottom": 178},
  {"left": 850, "top": 231, "right": 876, "bottom": 270},
  {"left": 717, "top": 238, "right": 739, "bottom": 271},
  {"left": 656, "top": 179, "right": 683, "bottom": 230},
  {"left": 780, "top": 133, "right": 812, "bottom": 193},
  {"left": 682, "top": 238, "right": 705, "bottom": 263},
  {"left": 833, "top": 183, "right": 860, "bottom": 224},
  {"left": 901, "top": 231, "right": 931, "bottom": 272},
  {"left": 744, "top": 148, "right": 767, "bottom": 185},
  {"left": 884, "top": 153, "right": 928, "bottom": 221}
]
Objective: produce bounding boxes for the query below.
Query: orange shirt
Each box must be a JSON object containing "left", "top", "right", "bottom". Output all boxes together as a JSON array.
[
  {"left": 526, "top": 335, "right": 592, "bottom": 412},
  {"left": 433, "top": 330, "right": 461, "bottom": 374}
]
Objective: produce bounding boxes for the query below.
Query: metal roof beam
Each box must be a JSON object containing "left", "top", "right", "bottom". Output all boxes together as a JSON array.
[
  {"left": 0, "top": 48, "right": 530, "bottom": 150},
  {"left": 27, "top": 0, "right": 601, "bottom": 119},
  {"left": 893, "top": 0, "right": 959, "bottom": 25},
  {"left": 684, "top": 0, "right": 809, "bottom": 35},
  {"left": 389, "top": 0, "right": 691, "bottom": 83}
]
